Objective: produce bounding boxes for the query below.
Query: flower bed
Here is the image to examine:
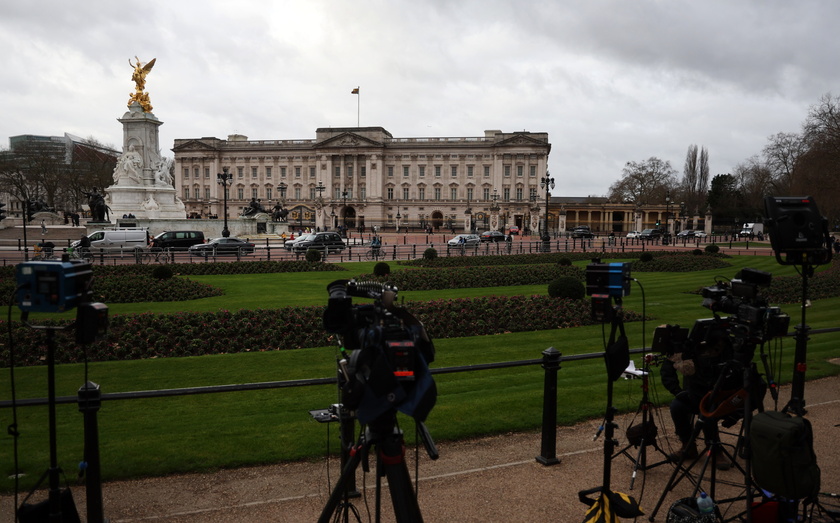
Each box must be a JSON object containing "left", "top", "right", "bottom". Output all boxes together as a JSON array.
[
  {"left": 1, "top": 294, "right": 643, "bottom": 367},
  {"left": 357, "top": 264, "right": 585, "bottom": 290}
]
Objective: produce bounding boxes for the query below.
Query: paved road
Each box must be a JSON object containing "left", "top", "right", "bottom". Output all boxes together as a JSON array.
[{"left": 3, "top": 375, "right": 836, "bottom": 522}]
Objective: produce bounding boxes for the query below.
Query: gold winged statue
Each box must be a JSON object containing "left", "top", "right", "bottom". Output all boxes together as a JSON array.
[{"left": 128, "top": 56, "right": 156, "bottom": 113}]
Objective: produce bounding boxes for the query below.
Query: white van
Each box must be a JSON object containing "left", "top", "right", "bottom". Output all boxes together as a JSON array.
[{"left": 72, "top": 229, "right": 150, "bottom": 252}]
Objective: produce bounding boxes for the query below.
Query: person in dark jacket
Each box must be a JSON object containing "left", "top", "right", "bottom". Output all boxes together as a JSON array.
[{"left": 660, "top": 328, "right": 735, "bottom": 465}]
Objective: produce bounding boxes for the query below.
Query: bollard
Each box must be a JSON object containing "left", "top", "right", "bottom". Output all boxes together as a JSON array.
[
  {"left": 78, "top": 381, "right": 105, "bottom": 523},
  {"left": 536, "top": 347, "right": 562, "bottom": 465}
]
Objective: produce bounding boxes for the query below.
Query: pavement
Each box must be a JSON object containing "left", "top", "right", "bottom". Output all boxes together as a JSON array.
[{"left": 5, "top": 374, "right": 835, "bottom": 522}]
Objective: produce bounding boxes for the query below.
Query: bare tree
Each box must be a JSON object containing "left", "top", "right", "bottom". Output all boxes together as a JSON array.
[
  {"left": 608, "top": 157, "right": 677, "bottom": 205},
  {"left": 697, "top": 146, "right": 709, "bottom": 210},
  {"left": 679, "top": 144, "right": 710, "bottom": 216},
  {"left": 682, "top": 144, "right": 698, "bottom": 209},
  {"left": 733, "top": 156, "right": 773, "bottom": 219},
  {"left": 762, "top": 132, "right": 804, "bottom": 195},
  {"left": 66, "top": 137, "right": 119, "bottom": 212}
]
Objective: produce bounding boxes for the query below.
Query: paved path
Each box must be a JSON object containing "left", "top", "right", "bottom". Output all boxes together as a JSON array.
[{"left": 6, "top": 376, "right": 835, "bottom": 522}]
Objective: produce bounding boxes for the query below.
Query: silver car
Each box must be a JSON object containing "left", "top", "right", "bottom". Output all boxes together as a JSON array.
[{"left": 447, "top": 234, "right": 481, "bottom": 246}]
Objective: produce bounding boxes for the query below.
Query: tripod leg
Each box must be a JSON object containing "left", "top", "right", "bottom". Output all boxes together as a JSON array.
[
  {"left": 379, "top": 432, "right": 424, "bottom": 523},
  {"left": 319, "top": 441, "right": 366, "bottom": 523}
]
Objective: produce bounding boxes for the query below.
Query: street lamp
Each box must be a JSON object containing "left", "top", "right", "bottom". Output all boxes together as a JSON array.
[
  {"left": 465, "top": 190, "right": 473, "bottom": 233},
  {"left": 217, "top": 167, "right": 233, "bottom": 237},
  {"left": 540, "top": 172, "right": 555, "bottom": 241},
  {"left": 278, "top": 181, "right": 287, "bottom": 206},
  {"left": 341, "top": 190, "right": 349, "bottom": 229},
  {"left": 664, "top": 191, "right": 671, "bottom": 245},
  {"left": 396, "top": 206, "right": 402, "bottom": 233},
  {"left": 314, "top": 181, "right": 326, "bottom": 231}
]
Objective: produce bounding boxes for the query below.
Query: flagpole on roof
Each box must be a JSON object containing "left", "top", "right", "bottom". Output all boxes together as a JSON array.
[{"left": 351, "top": 86, "right": 360, "bottom": 126}]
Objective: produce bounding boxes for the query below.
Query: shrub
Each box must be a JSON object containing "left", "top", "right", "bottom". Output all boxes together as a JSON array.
[
  {"left": 151, "top": 265, "right": 174, "bottom": 280},
  {"left": 558, "top": 257, "right": 572, "bottom": 266},
  {"left": 692, "top": 249, "right": 704, "bottom": 256},
  {"left": 423, "top": 247, "right": 438, "bottom": 260},
  {"left": 547, "top": 276, "right": 585, "bottom": 300},
  {"left": 305, "top": 248, "right": 322, "bottom": 262},
  {"left": 639, "top": 252, "right": 654, "bottom": 262},
  {"left": 705, "top": 244, "right": 720, "bottom": 254},
  {"left": 373, "top": 262, "right": 391, "bottom": 276}
]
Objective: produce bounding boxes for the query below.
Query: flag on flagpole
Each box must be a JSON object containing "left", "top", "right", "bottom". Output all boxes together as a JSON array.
[{"left": 351, "top": 87, "right": 359, "bottom": 94}]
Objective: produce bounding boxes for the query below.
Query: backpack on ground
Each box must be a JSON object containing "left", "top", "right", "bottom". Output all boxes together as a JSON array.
[{"left": 749, "top": 410, "right": 821, "bottom": 500}]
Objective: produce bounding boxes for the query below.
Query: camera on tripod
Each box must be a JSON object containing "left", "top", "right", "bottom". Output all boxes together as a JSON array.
[
  {"left": 16, "top": 258, "right": 108, "bottom": 344},
  {"left": 699, "top": 267, "right": 790, "bottom": 343},
  {"left": 323, "top": 279, "right": 436, "bottom": 425}
]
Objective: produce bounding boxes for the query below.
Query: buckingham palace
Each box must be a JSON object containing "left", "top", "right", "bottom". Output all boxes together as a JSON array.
[{"left": 172, "top": 127, "right": 554, "bottom": 234}]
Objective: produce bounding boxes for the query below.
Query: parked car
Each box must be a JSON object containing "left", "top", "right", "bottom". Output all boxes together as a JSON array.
[
  {"left": 676, "top": 229, "right": 695, "bottom": 238},
  {"left": 189, "top": 237, "right": 255, "bottom": 256},
  {"left": 508, "top": 226, "right": 520, "bottom": 235},
  {"left": 625, "top": 230, "right": 641, "bottom": 239},
  {"left": 480, "top": 230, "right": 506, "bottom": 242},
  {"left": 289, "top": 232, "right": 346, "bottom": 253},
  {"left": 149, "top": 230, "right": 205, "bottom": 250},
  {"left": 282, "top": 235, "right": 308, "bottom": 251},
  {"left": 571, "top": 226, "right": 595, "bottom": 239},
  {"left": 639, "top": 228, "right": 663, "bottom": 240},
  {"left": 71, "top": 228, "right": 149, "bottom": 252},
  {"left": 447, "top": 234, "right": 481, "bottom": 246}
]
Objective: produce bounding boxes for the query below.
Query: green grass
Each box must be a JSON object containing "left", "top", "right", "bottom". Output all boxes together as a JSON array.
[{"left": 2, "top": 255, "right": 839, "bottom": 492}]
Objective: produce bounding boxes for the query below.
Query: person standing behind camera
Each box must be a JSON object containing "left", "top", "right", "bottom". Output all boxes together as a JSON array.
[{"left": 661, "top": 329, "right": 734, "bottom": 467}]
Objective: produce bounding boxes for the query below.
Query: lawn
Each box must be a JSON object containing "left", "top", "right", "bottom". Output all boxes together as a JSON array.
[{"left": 2, "top": 255, "right": 839, "bottom": 492}]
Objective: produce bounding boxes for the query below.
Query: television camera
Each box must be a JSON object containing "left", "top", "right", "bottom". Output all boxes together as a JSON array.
[
  {"left": 323, "top": 279, "right": 436, "bottom": 425},
  {"left": 699, "top": 267, "right": 790, "bottom": 346}
]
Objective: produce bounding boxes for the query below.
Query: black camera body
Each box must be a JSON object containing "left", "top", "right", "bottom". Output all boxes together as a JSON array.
[
  {"left": 323, "top": 280, "right": 436, "bottom": 425},
  {"left": 700, "top": 268, "right": 789, "bottom": 344}
]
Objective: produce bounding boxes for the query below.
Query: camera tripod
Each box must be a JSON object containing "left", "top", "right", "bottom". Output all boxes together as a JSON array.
[
  {"left": 612, "top": 355, "right": 669, "bottom": 489},
  {"left": 318, "top": 411, "right": 428, "bottom": 523},
  {"left": 648, "top": 359, "right": 760, "bottom": 522}
]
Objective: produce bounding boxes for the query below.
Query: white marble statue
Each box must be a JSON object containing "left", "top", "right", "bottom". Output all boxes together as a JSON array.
[
  {"left": 141, "top": 194, "right": 160, "bottom": 211},
  {"left": 155, "top": 157, "right": 173, "bottom": 187},
  {"left": 114, "top": 144, "right": 143, "bottom": 185}
]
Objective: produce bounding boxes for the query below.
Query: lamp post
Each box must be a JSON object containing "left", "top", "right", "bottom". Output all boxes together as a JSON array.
[
  {"left": 396, "top": 206, "right": 402, "bottom": 233},
  {"left": 465, "top": 191, "right": 473, "bottom": 233},
  {"left": 664, "top": 190, "right": 671, "bottom": 245},
  {"left": 314, "top": 181, "right": 326, "bottom": 230},
  {"left": 540, "top": 172, "right": 555, "bottom": 241},
  {"left": 341, "top": 190, "right": 348, "bottom": 230},
  {"left": 278, "top": 181, "right": 287, "bottom": 206},
  {"left": 216, "top": 167, "right": 233, "bottom": 237}
]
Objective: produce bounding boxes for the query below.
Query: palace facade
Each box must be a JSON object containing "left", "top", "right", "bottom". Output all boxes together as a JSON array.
[
  {"left": 172, "top": 126, "right": 711, "bottom": 235},
  {"left": 173, "top": 127, "right": 552, "bottom": 233}
]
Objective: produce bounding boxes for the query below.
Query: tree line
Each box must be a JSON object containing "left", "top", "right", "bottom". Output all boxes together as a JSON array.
[
  {"left": 609, "top": 92, "right": 840, "bottom": 232},
  {"left": 0, "top": 136, "right": 117, "bottom": 218}
]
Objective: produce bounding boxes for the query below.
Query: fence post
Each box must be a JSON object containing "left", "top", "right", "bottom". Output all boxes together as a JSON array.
[
  {"left": 78, "top": 381, "right": 105, "bottom": 523},
  {"left": 536, "top": 346, "right": 562, "bottom": 466}
]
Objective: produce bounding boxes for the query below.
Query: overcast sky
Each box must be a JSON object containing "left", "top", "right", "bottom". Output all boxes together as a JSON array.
[{"left": 1, "top": 0, "right": 837, "bottom": 197}]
